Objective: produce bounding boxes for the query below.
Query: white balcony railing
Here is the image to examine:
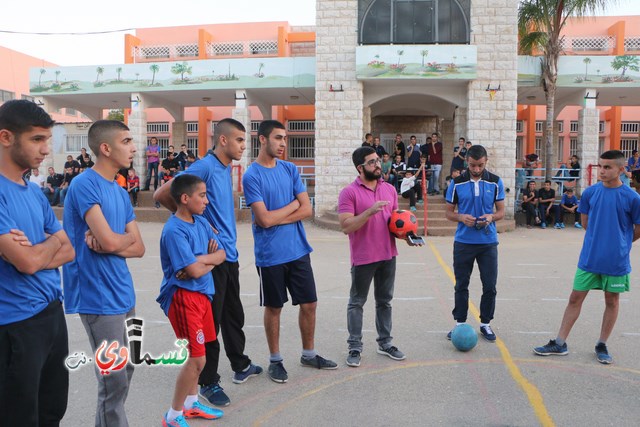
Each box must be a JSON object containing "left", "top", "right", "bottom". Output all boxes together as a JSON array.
[{"left": 560, "top": 35, "right": 615, "bottom": 52}]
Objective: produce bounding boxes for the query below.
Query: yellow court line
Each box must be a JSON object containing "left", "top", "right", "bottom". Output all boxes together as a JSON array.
[{"left": 428, "top": 241, "right": 555, "bottom": 427}]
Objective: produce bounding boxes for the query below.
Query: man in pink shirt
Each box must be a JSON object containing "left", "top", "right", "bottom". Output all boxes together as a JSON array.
[{"left": 338, "top": 146, "right": 409, "bottom": 368}]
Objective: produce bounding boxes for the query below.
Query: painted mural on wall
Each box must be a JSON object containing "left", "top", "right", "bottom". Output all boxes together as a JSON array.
[
  {"left": 356, "top": 45, "right": 477, "bottom": 80},
  {"left": 30, "top": 57, "right": 315, "bottom": 94},
  {"left": 518, "top": 55, "right": 640, "bottom": 87}
]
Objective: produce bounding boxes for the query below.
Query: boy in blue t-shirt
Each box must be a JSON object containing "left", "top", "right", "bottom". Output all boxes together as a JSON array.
[
  {"left": 157, "top": 174, "right": 225, "bottom": 426},
  {"left": 0, "top": 100, "right": 75, "bottom": 426},
  {"left": 554, "top": 188, "right": 581, "bottom": 229},
  {"left": 63, "top": 120, "right": 145, "bottom": 426},
  {"left": 534, "top": 150, "right": 640, "bottom": 364}
]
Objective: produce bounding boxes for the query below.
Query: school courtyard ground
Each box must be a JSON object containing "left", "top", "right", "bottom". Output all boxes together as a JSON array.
[{"left": 62, "top": 221, "right": 640, "bottom": 427}]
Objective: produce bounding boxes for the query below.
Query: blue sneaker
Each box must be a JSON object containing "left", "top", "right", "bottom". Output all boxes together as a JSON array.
[
  {"left": 198, "top": 381, "right": 230, "bottom": 407},
  {"left": 574, "top": 222, "right": 583, "bottom": 229},
  {"left": 560, "top": 222, "right": 565, "bottom": 228},
  {"left": 595, "top": 343, "right": 612, "bottom": 364},
  {"left": 533, "top": 339, "right": 568, "bottom": 356},
  {"left": 268, "top": 361, "right": 288, "bottom": 383},
  {"left": 541, "top": 222, "right": 547, "bottom": 229},
  {"left": 410, "top": 206, "right": 417, "bottom": 212},
  {"left": 554, "top": 223, "right": 561, "bottom": 229},
  {"left": 162, "top": 413, "right": 189, "bottom": 427},
  {"left": 232, "top": 363, "right": 263, "bottom": 384},
  {"left": 183, "top": 401, "right": 223, "bottom": 420}
]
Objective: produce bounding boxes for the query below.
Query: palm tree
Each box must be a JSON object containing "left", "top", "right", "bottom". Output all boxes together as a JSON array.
[
  {"left": 518, "top": 0, "right": 609, "bottom": 181},
  {"left": 95, "top": 66, "right": 104, "bottom": 83},
  {"left": 55, "top": 70, "right": 61, "bottom": 84},
  {"left": 38, "top": 68, "right": 46, "bottom": 86},
  {"left": 583, "top": 57, "right": 591, "bottom": 80},
  {"left": 257, "top": 62, "right": 265, "bottom": 77},
  {"left": 397, "top": 49, "right": 404, "bottom": 66},
  {"left": 611, "top": 55, "right": 640, "bottom": 77},
  {"left": 420, "top": 49, "right": 429, "bottom": 67},
  {"left": 116, "top": 67, "right": 123, "bottom": 82},
  {"left": 149, "top": 64, "right": 159, "bottom": 85}
]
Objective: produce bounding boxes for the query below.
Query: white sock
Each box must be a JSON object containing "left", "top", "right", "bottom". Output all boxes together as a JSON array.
[
  {"left": 480, "top": 323, "right": 489, "bottom": 327},
  {"left": 456, "top": 322, "right": 465, "bottom": 326},
  {"left": 183, "top": 395, "right": 198, "bottom": 409},
  {"left": 167, "top": 408, "right": 183, "bottom": 421}
]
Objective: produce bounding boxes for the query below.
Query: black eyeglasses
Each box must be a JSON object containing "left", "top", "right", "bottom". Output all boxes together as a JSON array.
[{"left": 361, "top": 158, "right": 382, "bottom": 167}]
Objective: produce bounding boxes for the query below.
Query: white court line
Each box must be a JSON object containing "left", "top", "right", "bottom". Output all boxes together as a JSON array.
[
  {"left": 621, "top": 332, "right": 640, "bottom": 337},
  {"left": 543, "top": 277, "right": 561, "bottom": 279},
  {"left": 240, "top": 293, "right": 257, "bottom": 297},
  {"left": 496, "top": 298, "right": 520, "bottom": 301},
  {"left": 339, "top": 261, "right": 426, "bottom": 266},
  {"left": 516, "top": 263, "right": 548, "bottom": 266},
  {"left": 244, "top": 325, "right": 265, "bottom": 329},
  {"left": 329, "top": 296, "right": 434, "bottom": 301},
  {"left": 338, "top": 328, "right": 373, "bottom": 333},
  {"left": 514, "top": 331, "right": 552, "bottom": 335},
  {"left": 510, "top": 276, "right": 536, "bottom": 279},
  {"left": 146, "top": 320, "right": 169, "bottom": 324},
  {"left": 541, "top": 298, "right": 568, "bottom": 301}
]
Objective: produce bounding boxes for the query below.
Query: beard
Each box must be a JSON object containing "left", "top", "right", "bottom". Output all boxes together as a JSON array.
[{"left": 363, "top": 167, "right": 381, "bottom": 181}]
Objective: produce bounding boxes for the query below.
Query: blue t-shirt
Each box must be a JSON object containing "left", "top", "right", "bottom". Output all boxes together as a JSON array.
[
  {"left": 177, "top": 154, "right": 238, "bottom": 262},
  {"left": 242, "top": 160, "right": 313, "bottom": 267},
  {"left": 446, "top": 170, "right": 505, "bottom": 245},
  {"left": 577, "top": 182, "right": 640, "bottom": 276},
  {"left": 157, "top": 215, "right": 216, "bottom": 316},
  {"left": 62, "top": 169, "right": 136, "bottom": 315},
  {"left": 0, "top": 177, "right": 63, "bottom": 325},
  {"left": 560, "top": 194, "right": 578, "bottom": 206}
]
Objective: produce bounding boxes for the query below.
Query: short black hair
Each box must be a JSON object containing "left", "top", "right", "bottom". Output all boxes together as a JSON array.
[
  {"left": 566, "top": 188, "right": 574, "bottom": 193},
  {"left": 213, "top": 118, "right": 246, "bottom": 147},
  {"left": 88, "top": 120, "right": 130, "bottom": 157},
  {"left": 544, "top": 180, "right": 551, "bottom": 184},
  {"left": 467, "top": 144, "right": 488, "bottom": 161},
  {"left": 258, "top": 120, "right": 285, "bottom": 139},
  {"left": 170, "top": 174, "right": 205, "bottom": 204},
  {"left": 352, "top": 146, "right": 376, "bottom": 169},
  {"left": 600, "top": 149, "right": 626, "bottom": 166},
  {"left": 0, "top": 99, "right": 55, "bottom": 136}
]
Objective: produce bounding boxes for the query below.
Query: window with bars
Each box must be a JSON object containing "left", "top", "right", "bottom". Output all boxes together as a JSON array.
[
  {"left": 570, "top": 36, "right": 612, "bottom": 51},
  {"left": 186, "top": 122, "right": 198, "bottom": 133},
  {"left": 210, "top": 121, "right": 218, "bottom": 132},
  {"left": 570, "top": 121, "right": 579, "bottom": 133},
  {"left": 598, "top": 137, "right": 605, "bottom": 157},
  {"left": 147, "top": 122, "right": 170, "bottom": 134},
  {"left": 625, "top": 37, "right": 640, "bottom": 52},
  {"left": 249, "top": 40, "right": 278, "bottom": 55},
  {"left": 557, "top": 121, "right": 564, "bottom": 133},
  {"left": 140, "top": 46, "right": 170, "bottom": 59},
  {"left": 515, "top": 137, "right": 523, "bottom": 161},
  {"left": 250, "top": 121, "right": 260, "bottom": 132},
  {"left": 535, "top": 137, "right": 543, "bottom": 160},
  {"left": 211, "top": 42, "right": 244, "bottom": 56},
  {"left": 535, "top": 121, "right": 544, "bottom": 133},
  {"left": 250, "top": 135, "right": 260, "bottom": 159},
  {"left": 599, "top": 121, "right": 605, "bottom": 133},
  {"left": 621, "top": 139, "right": 638, "bottom": 158},
  {"left": 621, "top": 122, "right": 639, "bottom": 134},
  {"left": 176, "top": 44, "right": 198, "bottom": 58},
  {"left": 66, "top": 135, "right": 89, "bottom": 153},
  {"left": 569, "top": 138, "right": 579, "bottom": 157},
  {"left": 515, "top": 120, "right": 523, "bottom": 133},
  {"left": 557, "top": 137, "right": 564, "bottom": 161},
  {"left": 0, "top": 89, "right": 15, "bottom": 102},
  {"left": 287, "top": 120, "right": 315, "bottom": 132},
  {"left": 288, "top": 136, "right": 315, "bottom": 159},
  {"left": 186, "top": 137, "right": 198, "bottom": 154}
]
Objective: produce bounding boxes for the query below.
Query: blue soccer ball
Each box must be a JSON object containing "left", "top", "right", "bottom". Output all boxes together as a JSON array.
[{"left": 451, "top": 324, "right": 478, "bottom": 352}]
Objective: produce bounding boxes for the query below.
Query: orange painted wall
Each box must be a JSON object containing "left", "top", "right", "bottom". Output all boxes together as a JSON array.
[{"left": 135, "top": 22, "right": 290, "bottom": 45}]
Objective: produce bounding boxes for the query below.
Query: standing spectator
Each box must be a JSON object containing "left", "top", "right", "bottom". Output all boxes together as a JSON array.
[
  {"left": 338, "top": 146, "right": 408, "bottom": 368},
  {"left": 445, "top": 145, "right": 505, "bottom": 342},
  {"left": 537, "top": 180, "right": 558, "bottom": 229},
  {"left": 451, "top": 137, "right": 467, "bottom": 173},
  {"left": 522, "top": 181, "right": 540, "bottom": 229},
  {"left": 127, "top": 168, "right": 140, "bottom": 207},
  {"left": 372, "top": 136, "right": 386, "bottom": 158},
  {"left": 242, "top": 120, "right": 337, "bottom": 384},
  {"left": 425, "top": 132, "right": 444, "bottom": 195},
  {"left": 534, "top": 150, "right": 640, "bottom": 364},
  {"left": 144, "top": 136, "right": 160, "bottom": 191},
  {"left": 406, "top": 135, "right": 421, "bottom": 168},
  {"left": 555, "top": 188, "right": 581, "bottom": 229},
  {"left": 0, "top": 99, "right": 75, "bottom": 427},
  {"left": 394, "top": 134, "right": 405, "bottom": 162},
  {"left": 361, "top": 133, "right": 373, "bottom": 148},
  {"left": 627, "top": 150, "right": 640, "bottom": 183},
  {"left": 29, "top": 168, "right": 45, "bottom": 188},
  {"left": 463, "top": 140, "right": 472, "bottom": 169},
  {"left": 44, "top": 166, "right": 64, "bottom": 206},
  {"left": 154, "top": 118, "right": 262, "bottom": 407},
  {"left": 62, "top": 120, "right": 145, "bottom": 427},
  {"left": 569, "top": 155, "right": 581, "bottom": 180}
]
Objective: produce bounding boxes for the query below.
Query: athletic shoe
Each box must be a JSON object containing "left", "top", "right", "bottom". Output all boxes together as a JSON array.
[
  {"left": 554, "top": 223, "right": 561, "bottom": 229},
  {"left": 198, "top": 382, "right": 230, "bottom": 407},
  {"left": 560, "top": 222, "right": 565, "bottom": 228},
  {"left": 268, "top": 361, "right": 288, "bottom": 383},
  {"left": 346, "top": 350, "right": 361, "bottom": 367},
  {"left": 416, "top": 199, "right": 424, "bottom": 205},
  {"left": 183, "top": 401, "right": 223, "bottom": 420},
  {"left": 595, "top": 343, "right": 612, "bottom": 364},
  {"left": 410, "top": 206, "right": 417, "bottom": 212},
  {"left": 446, "top": 330, "right": 452, "bottom": 340},
  {"left": 479, "top": 325, "right": 496, "bottom": 342},
  {"left": 533, "top": 339, "right": 568, "bottom": 356},
  {"left": 162, "top": 413, "right": 189, "bottom": 427},
  {"left": 541, "top": 222, "right": 547, "bottom": 229},
  {"left": 155, "top": 201, "right": 161, "bottom": 209},
  {"left": 574, "top": 222, "right": 583, "bottom": 229},
  {"left": 300, "top": 355, "right": 338, "bottom": 369},
  {"left": 232, "top": 363, "right": 263, "bottom": 384},
  {"left": 376, "top": 346, "right": 406, "bottom": 361},
  {"left": 535, "top": 216, "right": 541, "bottom": 224}
]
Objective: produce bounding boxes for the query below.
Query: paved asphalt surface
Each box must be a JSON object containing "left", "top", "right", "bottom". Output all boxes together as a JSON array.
[{"left": 61, "top": 222, "right": 640, "bottom": 427}]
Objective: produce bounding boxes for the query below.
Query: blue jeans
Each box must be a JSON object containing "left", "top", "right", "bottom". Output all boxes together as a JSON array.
[
  {"left": 428, "top": 164, "right": 442, "bottom": 193},
  {"left": 452, "top": 242, "right": 498, "bottom": 324},
  {"left": 347, "top": 258, "right": 396, "bottom": 352},
  {"left": 144, "top": 162, "right": 159, "bottom": 190}
]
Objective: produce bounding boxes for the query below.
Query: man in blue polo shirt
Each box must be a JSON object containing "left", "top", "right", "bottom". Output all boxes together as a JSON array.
[
  {"left": 445, "top": 145, "right": 505, "bottom": 342},
  {"left": 154, "top": 118, "right": 262, "bottom": 407},
  {"left": 0, "top": 100, "right": 76, "bottom": 427}
]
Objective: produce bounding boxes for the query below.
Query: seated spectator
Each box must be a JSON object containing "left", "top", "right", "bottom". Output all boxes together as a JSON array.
[
  {"left": 381, "top": 152, "right": 395, "bottom": 187},
  {"left": 185, "top": 153, "right": 197, "bottom": 170},
  {"left": 537, "top": 180, "right": 559, "bottom": 229},
  {"left": 555, "top": 188, "right": 581, "bottom": 229},
  {"left": 621, "top": 166, "right": 632, "bottom": 187},
  {"left": 627, "top": 150, "right": 640, "bottom": 183},
  {"left": 59, "top": 166, "right": 76, "bottom": 207},
  {"left": 127, "top": 168, "right": 140, "bottom": 207},
  {"left": 522, "top": 180, "right": 540, "bottom": 229},
  {"left": 28, "top": 168, "right": 45, "bottom": 189},
  {"left": 176, "top": 144, "right": 196, "bottom": 170},
  {"left": 76, "top": 147, "right": 93, "bottom": 169},
  {"left": 569, "top": 155, "right": 581, "bottom": 180},
  {"left": 115, "top": 171, "right": 127, "bottom": 190},
  {"left": 524, "top": 153, "right": 539, "bottom": 176},
  {"left": 43, "top": 166, "right": 63, "bottom": 205},
  {"left": 391, "top": 154, "right": 406, "bottom": 193},
  {"left": 64, "top": 154, "right": 81, "bottom": 175},
  {"left": 400, "top": 163, "right": 425, "bottom": 211},
  {"left": 444, "top": 169, "right": 461, "bottom": 193},
  {"left": 159, "top": 152, "right": 180, "bottom": 184},
  {"left": 162, "top": 168, "right": 176, "bottom": 185}
]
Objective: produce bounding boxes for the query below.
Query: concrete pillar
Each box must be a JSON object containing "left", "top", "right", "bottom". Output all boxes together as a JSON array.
[
  {"left": 128, "top": 93, "right": 148, "bottom": 178},
  {"left": 171, "top": 122, "right": 186, "bottom": 151},
  {"left": 315, "top": 0, "right": 363, "bottom": 215},
  {"left": 363, "top": 106, "right": 372, "bottom": 136},
  {"left": 577, "top": 107, "right": 600, "bottom": 193},
  {"left": 454, "top": 107, "right": 469, "bottom": 142},
  {"left": 232, "top": 100, "right": 251, "bottom": 193}
]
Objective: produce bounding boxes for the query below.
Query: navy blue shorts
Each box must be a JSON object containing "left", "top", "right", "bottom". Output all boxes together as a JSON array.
[{"left": 257, "top": 254, "right": 317, "bottom": 308}]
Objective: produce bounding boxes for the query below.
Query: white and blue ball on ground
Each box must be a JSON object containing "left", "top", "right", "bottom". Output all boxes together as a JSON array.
[{"left": 451, "top": 324, "right": 478, "bottom": 352}]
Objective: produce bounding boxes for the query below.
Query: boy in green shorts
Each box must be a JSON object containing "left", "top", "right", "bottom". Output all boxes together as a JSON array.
[{"left": 533, "top": 150, "right": 640, "bottom": 364}]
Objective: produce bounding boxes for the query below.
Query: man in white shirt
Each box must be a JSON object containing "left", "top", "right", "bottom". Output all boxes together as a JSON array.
[{"left": 29, "top": 168, "right": 45, "bottom": 188}]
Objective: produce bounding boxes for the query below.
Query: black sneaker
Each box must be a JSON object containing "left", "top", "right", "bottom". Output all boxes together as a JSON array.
[
  {"left": 479, "top": 325, "right": 496, "bottom": 342},
  {"left": 533, "top": 339, "right": 568, "bottom": 356},
  {"left": 595, "top": 343, "right": 612, "bottom": 364},
  {"left": 300, "top": 355, "right": 338, "bottom": 370},
  {"left": 232, "top": 363, "right": 263, "bottom": 384},
  {"left": 198, "top": 381, "right": 230, "bottom": 407},
  {"left": 268, "top": 361, "right": 288, "bottom": 383},
  {"left": 446, "top": 330, "right": 452, "bottom": 340},
  {"left": 346, "top": 350, "right": 361, "bottom": 367},
  {"left": 376, "top": 346, "right": 406, "bottom": 361}
]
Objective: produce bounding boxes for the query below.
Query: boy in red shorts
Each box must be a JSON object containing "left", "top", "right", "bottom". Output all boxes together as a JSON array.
[{"left": 157, "top": 174, "right": 226, "bottom": 426}]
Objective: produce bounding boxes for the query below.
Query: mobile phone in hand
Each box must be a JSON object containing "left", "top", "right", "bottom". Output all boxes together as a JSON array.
[{"left": 407, "top": 235, "right": 426, "bottom": 245}]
